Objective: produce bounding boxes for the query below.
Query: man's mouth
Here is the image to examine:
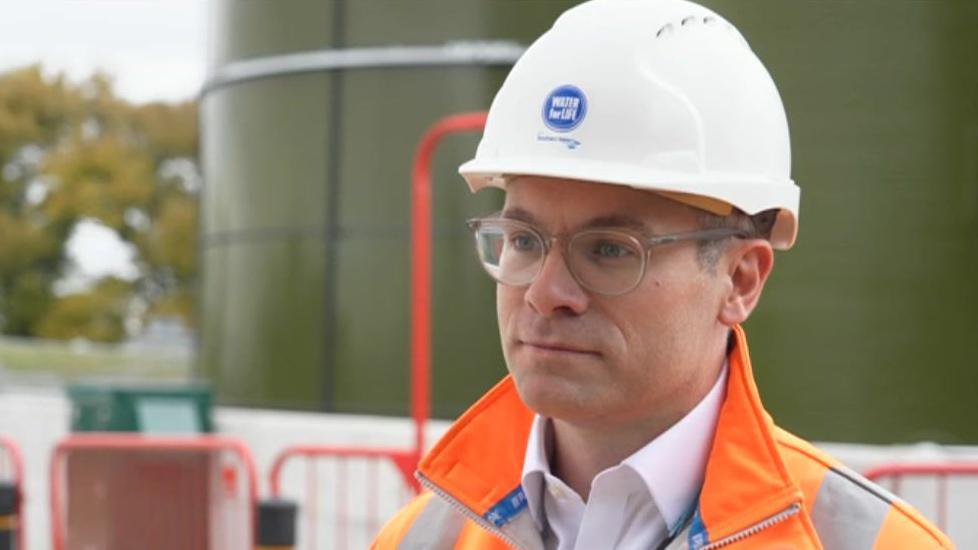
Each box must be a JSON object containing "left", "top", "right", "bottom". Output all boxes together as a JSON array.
[{"left": 519, "top": 340, "right": 600, "bottom": 356}]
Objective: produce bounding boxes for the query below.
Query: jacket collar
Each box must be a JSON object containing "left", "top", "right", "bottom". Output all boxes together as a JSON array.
[{"left": 417, "top": 325, "right": 803, "bottom": 542}]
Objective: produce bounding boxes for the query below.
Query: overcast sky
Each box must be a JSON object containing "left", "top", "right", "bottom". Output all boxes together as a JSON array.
[
  {"left": 0, "top": 0, "right": 207, "bottom": 103},
  {"left": 2, "top": 0, "right": 207, "bottom": 288}
]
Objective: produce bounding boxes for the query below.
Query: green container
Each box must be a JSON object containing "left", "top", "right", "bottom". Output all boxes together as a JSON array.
[{"left": 67, "top": 384, "right": 214, "bottom": 434}]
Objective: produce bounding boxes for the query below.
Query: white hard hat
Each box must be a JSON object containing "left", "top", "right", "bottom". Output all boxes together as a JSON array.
[{"left": 459, "top": 0, "right": 800, "bottom": 249}]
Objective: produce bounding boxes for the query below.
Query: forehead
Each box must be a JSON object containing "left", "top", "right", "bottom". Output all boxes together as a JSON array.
[{"left": 501, "top": 175, "right": 694, "bottom": 231}]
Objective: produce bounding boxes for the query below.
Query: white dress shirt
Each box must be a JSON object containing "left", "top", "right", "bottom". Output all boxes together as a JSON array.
[{"left": 521, "top": 365, "right": 728, "bottom": 550}]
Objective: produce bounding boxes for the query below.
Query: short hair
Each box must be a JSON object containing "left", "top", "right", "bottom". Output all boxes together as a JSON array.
[{"left": 695, "top": 208, "right": 779, "bottom": 269}]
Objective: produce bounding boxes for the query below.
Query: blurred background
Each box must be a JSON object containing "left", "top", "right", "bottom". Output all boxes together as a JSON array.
[{"left": 0, "top": 1, "right": 975, "bottom": 549}]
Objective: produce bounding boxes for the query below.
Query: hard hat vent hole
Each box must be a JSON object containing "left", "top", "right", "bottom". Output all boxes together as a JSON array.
[{"left": 658, "top": 16, "right": 724, "bottom": 38}]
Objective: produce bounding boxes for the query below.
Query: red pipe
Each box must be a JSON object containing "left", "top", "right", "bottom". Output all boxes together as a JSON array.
[
  {"left": 263, "top": 112, "right": 489, "bottom": 549},
  {"left": 409, "top": 111, "right": 488, "bottom": 464}
]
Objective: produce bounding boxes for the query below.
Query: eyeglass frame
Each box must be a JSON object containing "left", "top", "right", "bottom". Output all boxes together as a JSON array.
[{"left": 465, "top": 215, "right": 751, "bottom": 297}]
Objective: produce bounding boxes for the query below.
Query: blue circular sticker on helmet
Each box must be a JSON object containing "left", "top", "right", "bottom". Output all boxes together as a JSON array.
[{"left": 542, "top": 85, "right": 587, "bottom": 132}]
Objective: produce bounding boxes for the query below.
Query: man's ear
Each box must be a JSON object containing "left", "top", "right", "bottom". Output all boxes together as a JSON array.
[{"left": 718, "top": 239, "right": 774, "bottom": 326}]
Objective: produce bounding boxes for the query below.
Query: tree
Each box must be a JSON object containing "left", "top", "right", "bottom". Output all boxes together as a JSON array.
[{"left": 0, "top": 65, "right": 199, "bottom": 341}]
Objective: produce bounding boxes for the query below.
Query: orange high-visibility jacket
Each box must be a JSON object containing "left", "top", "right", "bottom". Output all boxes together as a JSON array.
[{"left": 373, "top": 326, "right": 953, "bottom": 549}]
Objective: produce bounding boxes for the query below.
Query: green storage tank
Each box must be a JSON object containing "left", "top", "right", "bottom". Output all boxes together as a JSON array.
[
  {"left": 199, "top": 1, "right": 577, "bottom": 417},
  {"left": 200, "top": 0, "right": 978, "bottom": 444}
]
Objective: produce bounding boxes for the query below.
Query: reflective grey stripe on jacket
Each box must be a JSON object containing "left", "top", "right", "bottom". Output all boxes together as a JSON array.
[
  {"left": 400, "top": 465, "right": 901, "bottom": 550},
  {"left": 811, "top": 466, "right": 897, "bottom": 549},
  {"left": 397, "top": 496, "right": 466, "bottom": 550},
  {"left": 396, "top": 492, "right": 545, "bottom": 550}
]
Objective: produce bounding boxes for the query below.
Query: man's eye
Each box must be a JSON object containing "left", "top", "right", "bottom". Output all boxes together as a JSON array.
[
  {"left": 594, "top": 241, "right": 634, "bottom": 258},
  {"left": 510, "top": 233, "right": 538, "bottom": 251}
]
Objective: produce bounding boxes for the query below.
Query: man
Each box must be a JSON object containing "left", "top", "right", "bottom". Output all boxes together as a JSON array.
[{"left": 374, "top": 0, "right": 953, "bottom": 548}]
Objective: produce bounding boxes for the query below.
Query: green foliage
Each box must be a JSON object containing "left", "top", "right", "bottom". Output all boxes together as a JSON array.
[
  {"left": 0, "top": 65, "right": 199, "bottom": 341},
  {"left": 34, "top": 277, "right": 131, "bottom": 342}
]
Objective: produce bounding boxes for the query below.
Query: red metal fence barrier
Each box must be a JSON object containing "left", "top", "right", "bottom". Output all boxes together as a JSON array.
[
  {"left": 269, "top": 446, "right": 418, "bottom": 550},
  {"left": 864, "top": 461, "right": 978, "bottom": 538},
  {"left": 50, "top": 434, "right": 258, "bottom": 550},
  {"left": 0, "top": 435, "right": 25, "bottom": 549}
]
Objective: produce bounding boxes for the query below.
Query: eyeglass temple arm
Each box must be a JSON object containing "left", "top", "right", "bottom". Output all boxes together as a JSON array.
[{"left": 646, "top": 227, "right": 751, "bottom": 246}]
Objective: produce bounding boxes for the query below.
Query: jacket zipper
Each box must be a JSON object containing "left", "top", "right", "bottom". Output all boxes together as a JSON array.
[
  {"left": 699, "top": 502, "right": 801, "bottom": 549},
  {"left": 416, "top": 471, "right": 525, "bottom": 550},
  {"left": 419, "top": 470, "right": 800, "bottom": 550}
]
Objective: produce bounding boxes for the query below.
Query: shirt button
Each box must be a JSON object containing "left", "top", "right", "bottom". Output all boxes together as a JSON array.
[{"left": 548, "top": 485, "right": 564, "bottom": 499}]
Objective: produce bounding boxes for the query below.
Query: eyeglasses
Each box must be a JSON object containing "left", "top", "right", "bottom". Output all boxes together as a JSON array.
[{"left": 466, "top": 216, "right": 748, "bottom": 296}]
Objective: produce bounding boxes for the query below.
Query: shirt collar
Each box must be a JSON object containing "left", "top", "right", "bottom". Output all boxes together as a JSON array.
[
  {"left": 520, "top": 362, "right": 728, "bottom": 533},
  {"left": 624, "top": 361, "right": 727, "bottom": 530},
  {"left": 521, "top": 413, "right": 552, "bottom": 531}
]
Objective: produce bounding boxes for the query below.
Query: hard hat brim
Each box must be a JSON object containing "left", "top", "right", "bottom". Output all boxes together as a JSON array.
[{"left": 459, "top": 155, "right": 799, "bottom": 250}]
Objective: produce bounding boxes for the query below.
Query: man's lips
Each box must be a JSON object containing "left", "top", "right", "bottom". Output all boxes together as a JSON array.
[{"left": 519, "top": 340, "right": 600, "bottom": 356}]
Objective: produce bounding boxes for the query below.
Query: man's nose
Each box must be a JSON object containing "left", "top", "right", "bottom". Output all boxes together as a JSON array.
[{"left": 524, "top": 248, "right": 589, "bottom": 316}]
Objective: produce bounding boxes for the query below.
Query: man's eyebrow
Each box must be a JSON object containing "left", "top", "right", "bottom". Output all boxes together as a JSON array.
[
  {"left": 499, "top": 209, "right": 651, "bottom": 233},
  {"left": 582, "top": 215, "right": 650, "bottom": 233},
  {"left": 499, "top": 207, "right": 538, "bottom": 224}
]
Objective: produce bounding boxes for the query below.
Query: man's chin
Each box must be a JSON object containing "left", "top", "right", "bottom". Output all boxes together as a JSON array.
[
  {"left": 512, "top": 374, "right": 592, "bottom": 419},
  {"left": 507, "top": 345, "right": 602, "bottom": 374}
]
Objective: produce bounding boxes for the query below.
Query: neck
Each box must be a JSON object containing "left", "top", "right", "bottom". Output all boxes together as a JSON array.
[{"left": 549, "top": 339, "right": 727, "bottom": 501}]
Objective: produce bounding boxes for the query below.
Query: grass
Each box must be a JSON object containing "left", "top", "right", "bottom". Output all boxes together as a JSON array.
[{"left": 0, "top": 336, "right": 193, "bottom": 383}]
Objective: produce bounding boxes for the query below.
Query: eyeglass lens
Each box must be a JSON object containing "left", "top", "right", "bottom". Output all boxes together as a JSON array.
[{"left": 473, "top": 221, "right": 645, "bottom": 294}]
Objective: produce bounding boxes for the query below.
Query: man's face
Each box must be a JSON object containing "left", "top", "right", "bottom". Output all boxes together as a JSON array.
[{"left": 497, "top": 176, "right": 729, "bottom": 428}]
